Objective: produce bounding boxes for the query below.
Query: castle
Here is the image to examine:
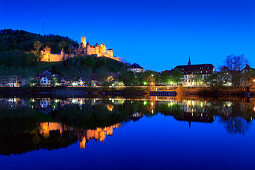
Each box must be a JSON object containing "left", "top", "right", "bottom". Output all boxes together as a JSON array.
[
  {"left": 41, "top": 48, "right": 73, "bottom": 62},
  {"left": 76, "top": 36, "right": 120, "bottom": 61},
  {"left": 40, "top": 36, "right": 121, "bottom": 62}
]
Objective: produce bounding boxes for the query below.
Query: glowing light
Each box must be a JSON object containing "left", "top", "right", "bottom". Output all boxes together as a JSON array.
[
  {"left": 80, "top": 137, "right": 86, "bottom": 149},
  {"left": 106, "top": 104, "right": 114, "bottom": 111}
]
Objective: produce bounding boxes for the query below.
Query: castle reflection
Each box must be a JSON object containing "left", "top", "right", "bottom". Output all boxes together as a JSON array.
[
  {"left": 39, "top": 122, "right": 120, "bottom": 149},
  {"left": 0, "top": 96, "right": 254, "bottom": 155}
]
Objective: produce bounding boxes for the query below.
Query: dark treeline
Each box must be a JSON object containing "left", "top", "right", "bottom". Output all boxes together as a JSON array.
[
  {"left": 0, "top": 29, "right": 78, "bottom": 70},
  {"left": 0, "top": 29, "right": 78, "bottom": 53}
]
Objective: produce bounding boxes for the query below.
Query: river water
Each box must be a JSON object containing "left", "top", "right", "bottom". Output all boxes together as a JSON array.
[{"left": 0, "top": 96, "right": 254, "bottom": 170}]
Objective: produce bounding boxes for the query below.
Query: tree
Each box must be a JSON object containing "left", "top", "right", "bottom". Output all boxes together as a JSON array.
[
  {"left": 33, "top": 41, "right": 43, "bottom": 53},
  {"left": 52, "top": 77, "right": 59, "bottom": 86},
  {"left": 160, "top": 71, "right": 170, "bottom": 84},
  {"left": 223, "top": 55, "right": 247, "bottom": 72},
  {"left": 82, "top": 56, "right": 96, "bottom": 70},
  {"left": 220, "top": 55, "right": 248, "bottom": 88},
  {"left": 191, "top": 73, "right": 203, "bottom": 86},
  {"left": 58, "top": 41, "right": 67, "bottom": 50},
  {"left": 140, "top": 71, "right": 159, "bottom": 85},
  {"left": 33, "top": 41, "right": 43, "bottom": 62},
  {"left": 170, "top": 69, "right": 183, "bottom": 85},
  {"left": 118, "top": 71, "right": 136, "bottom": 86}
]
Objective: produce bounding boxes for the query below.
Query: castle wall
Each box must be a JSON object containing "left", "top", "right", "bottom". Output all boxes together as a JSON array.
[
  {"left": 41, "top": 50, "right": 68, "bottom": 62},
  {"left": 41, "top": 54, "right": 62, "bottom": 62},
  {"left": 40, "top": 36, "right": 122, "bottom": 63}
]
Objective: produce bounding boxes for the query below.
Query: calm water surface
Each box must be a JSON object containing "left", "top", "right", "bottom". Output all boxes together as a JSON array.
[{"left": 0, "top": 96, "right": 254, "bottom": 170}]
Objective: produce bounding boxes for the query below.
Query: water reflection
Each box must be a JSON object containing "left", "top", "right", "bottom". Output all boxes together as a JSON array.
[{"left": 0, "top": 96, "right": 254, "bottom": 155}]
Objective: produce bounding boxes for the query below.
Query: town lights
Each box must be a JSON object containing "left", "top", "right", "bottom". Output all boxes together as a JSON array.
[
  {"left": 143, "top": 82, "right": 147, "bottom": 85},
  {"left": 253, "top": 79, "right": 255, "bottom": 82}
]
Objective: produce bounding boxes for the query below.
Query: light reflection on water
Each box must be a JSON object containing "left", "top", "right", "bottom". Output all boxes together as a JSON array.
[{"left": 0, "top": 96, "right": 254, "bottom": 169}]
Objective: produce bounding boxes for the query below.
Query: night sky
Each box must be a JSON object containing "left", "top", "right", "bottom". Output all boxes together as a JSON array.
[{"left": 0, "top": 0, "right": 254, "bottom": 71}]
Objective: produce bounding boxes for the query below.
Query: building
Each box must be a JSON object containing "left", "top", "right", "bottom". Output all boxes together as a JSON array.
[
  {"left": 218, "top": 66, "right": 232, "bottom": 86},
  {"left": 40, "top": 36, "right": 121, "bottom": 62},
  {"left": 76, "top": 36, "right": 121, "bottom": 61},
  {"left": 34, "top": 70, "right": 53, "bottom": 86},
  {"left": 174, "top": 57, "right": 214, "bottom": 86},
  {"left": 0, "top": 75, "right": 19, "bottom": 87},
  {"left": 40, "top": 77, "right": 50, "bottom": 86},
  {"left": 41, "top": 48, "right": 73, "bottom": 62},
  {"left": 127, "top": 63, "right": 145, "bottom": 73},
  {"left": 240, "top": 64, "right": 255, "bottom": 86}
]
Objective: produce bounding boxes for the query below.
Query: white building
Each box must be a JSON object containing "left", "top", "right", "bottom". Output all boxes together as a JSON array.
[
  {"left": 40, "top": 77, "right": 50, "bottom": 86},
  {"left": 127, "top": 63, "right": 145, "bottom": 73}
]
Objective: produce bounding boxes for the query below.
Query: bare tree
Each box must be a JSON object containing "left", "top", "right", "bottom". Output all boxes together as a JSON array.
[
  {"left": 223, "top": 55, "right": 247, "bottom": 72},
  {"left": 221, "top": 55, "right": 248, "bottom": 88}
]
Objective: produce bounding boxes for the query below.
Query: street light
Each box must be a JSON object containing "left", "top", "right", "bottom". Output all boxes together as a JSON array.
[{"left": 151, "top": 74, "right": 155, "bottom": 86}]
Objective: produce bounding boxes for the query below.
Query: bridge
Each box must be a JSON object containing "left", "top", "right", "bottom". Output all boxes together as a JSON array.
[{"left": 150, "top": 86, "right": 178, "bottom": 96}]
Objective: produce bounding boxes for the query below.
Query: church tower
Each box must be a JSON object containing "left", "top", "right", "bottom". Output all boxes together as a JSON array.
[{"left": 188, "top": 56, "right": 191, "bottom": 65}]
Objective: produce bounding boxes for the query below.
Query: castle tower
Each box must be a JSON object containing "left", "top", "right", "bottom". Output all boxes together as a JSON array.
[
  {"left": 107, "top": 49, "right": 113, "bottom": 58},
  {"left": 188, "top": 56, "right": 191, "bottom": 65},
  {"left": 81, "top": 36, "right": 86, "bottom": 48},
  {"left": 99, "top": 43, "right": 106, "bottom": 54}
]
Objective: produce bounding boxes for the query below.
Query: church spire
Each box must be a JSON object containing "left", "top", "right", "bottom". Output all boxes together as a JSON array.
[{"left": 188, "top": 56, "right": 191, "bottom": 65}]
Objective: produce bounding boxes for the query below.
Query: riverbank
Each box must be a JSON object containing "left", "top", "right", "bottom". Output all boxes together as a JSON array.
[
  {"left": 0, "top": 86, "right": 253, "bottom": 97},
  {"left": 0, "top": 86, "right": 150, "bottom": 97}
]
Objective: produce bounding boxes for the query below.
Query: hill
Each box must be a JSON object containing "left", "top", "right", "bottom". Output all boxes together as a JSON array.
[
  {"left": 0, "top": 29, "right": 127, "bottom": 80},
  {"left": 0, "top": 29, "right": 78, "bottom": 53}
]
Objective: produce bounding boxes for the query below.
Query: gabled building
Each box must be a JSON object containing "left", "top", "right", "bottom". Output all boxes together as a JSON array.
[
  {"left": 127, "top": 63, "right": 145, "bottom": 73},
  {"left": 219, "top": 66, "right": 232, "bottom": 86},
  {"left": 174, "top": 57, "right": 214, "bottom": 86},
  {"left": 34, "top": 70, "right": 53, "bottom": 86}
]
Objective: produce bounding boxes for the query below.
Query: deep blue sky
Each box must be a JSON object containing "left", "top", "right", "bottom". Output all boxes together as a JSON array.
[{"left": 0, "top": 0, "right": 254, "bottom": 71}]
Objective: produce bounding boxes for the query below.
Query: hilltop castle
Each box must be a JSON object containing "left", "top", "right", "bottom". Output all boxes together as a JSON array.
[
  {"left": 41, "top": 36, "right": 121, "bottom": 62},
  {"left": 76, "top": 36, "right": 121, "bottom": 61}
]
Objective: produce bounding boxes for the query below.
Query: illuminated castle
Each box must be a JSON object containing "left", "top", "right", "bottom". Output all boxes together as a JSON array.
[
  {"left": 40, "top": 47, "right": 75, "bottom": 62},
  {"left": 76, "top": 36, "right": 121, "bottom": 61},
  {"left": 40, "top": 36, "right": 121, "bottom": 62}
]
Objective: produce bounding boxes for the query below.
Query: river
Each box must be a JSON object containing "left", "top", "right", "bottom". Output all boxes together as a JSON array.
[{"left": 0, "top": 96, "right": 254, "bottom": 170}]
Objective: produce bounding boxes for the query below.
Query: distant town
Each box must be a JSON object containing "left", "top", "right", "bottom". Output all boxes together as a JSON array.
[{"left": 0, "top": 29, "right": 254, "bottom": 95}]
